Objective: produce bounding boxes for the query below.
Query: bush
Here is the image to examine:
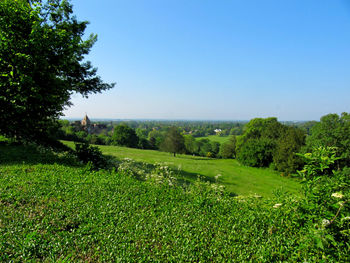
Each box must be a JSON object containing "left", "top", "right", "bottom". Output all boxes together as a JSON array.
[
  {"left": 296, "top": 147, "right": 350, "bottom": 255},
  {"left": 219, "top": 136, "right": 236, "bottom": 158},
  {"left": 74, "top": 142, "right": 107, "bottom": 170},
  {"left": 273, "top": 126, "right": 305, "bottom": 174},
  {"left": 237, "top": 138, "right": 274, "bottom": 167}
]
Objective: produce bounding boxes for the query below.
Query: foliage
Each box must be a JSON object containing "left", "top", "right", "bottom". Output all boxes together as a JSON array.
[
  {"left": 117, "top": 158, "right": 177, "bottom": 186},
  {"left": 210, "top": 141, "right": 220, "bottom": 157},
  {"left": 273, "top": 126, "right": 305, "bottom": 174},
  {"left": 0, "top": 0, "right": 114, "bottom": 142},
  {"left": 112, "top": 124, "right": 139, "bottom": 148},
  {"left": 74, "top": 142, "right": 107, "bottom": 170},
  {"left": 198, "top": 138, "right": 212, "bottom": 157},
  {"left": 236, "top": 118, "right": 307, "bottom": 173},
  {"left": 236, "top": 117, "right": 284, "bottom": 167},
  {"left": 296, "top": 147, "right": 349, "bottom": 255},
  {"left": 0, "top": 144, "right": 348, "bottom": 261},
  {"left": 62, "top": 141, "right": 301, "bottom": 197},
  {"left": 237, "top": 138, "right": 275, "bottom": 167},
  {"left": 148, "top": 129, "right": 165, "bottom": 149},
  {"left": 184, "top": 135, "right": 197, "bottom": 154},
  {"left": 305, "top": 112, "right": 350, "bottom": 167},
  {"left": 219, "top": 135, "right": 237, "bottom": 158},
  {"left": 238, "top": 117, "right": 284, "bottom": 144},
  {"left": 160, "top": 127, "right": 185, "bottom": 156}
]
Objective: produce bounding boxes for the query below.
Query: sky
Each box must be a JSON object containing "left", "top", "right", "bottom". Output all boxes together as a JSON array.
[{"left": 63, "top": 0, "right": 350, "bottom": 121}]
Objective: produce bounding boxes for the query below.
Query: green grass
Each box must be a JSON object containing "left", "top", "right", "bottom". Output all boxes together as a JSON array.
[
  {"left": 1, "top": 144, "right": 347, "bottom": 262},
  {"left": 196, "top": 135, "right": 232, "bottom": 144},
  {"left": 63, "top": 141, "right": 301, "bottom": 197}
]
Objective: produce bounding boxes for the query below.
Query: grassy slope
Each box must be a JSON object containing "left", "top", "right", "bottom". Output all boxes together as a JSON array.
[
  {"left": 63, "top": 141, "right": 301, "bottom": 197},
  {"left": 0, "top": 144, "right": 325, "bottom": 262},
  {"left": 195, "top": 135, "right": 231, "bottom": 143},
  {"left": 0, "top": 144, "right": 347, "bottom": 261}
]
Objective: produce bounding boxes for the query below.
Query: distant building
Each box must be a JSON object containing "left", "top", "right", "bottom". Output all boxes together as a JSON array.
[
  {"left": 214, "top": 129, "right": 222, "bottom": 134},
  {"left": 81, "top": 114, "right": 91, "bottom": 127},
  {"left": 78, "top": 114, "right": 107, "bottom": 134}
]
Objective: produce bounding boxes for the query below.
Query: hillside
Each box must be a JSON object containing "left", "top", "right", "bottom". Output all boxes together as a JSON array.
[
  {"left": 1, "top": 144, "right": 346, "bottom": 262},
  {"left": 63, "top": 141, "right": 301, "bottom": 197},
  {"left": 195, "top": 135, "right": 233, "bottom": 144}
]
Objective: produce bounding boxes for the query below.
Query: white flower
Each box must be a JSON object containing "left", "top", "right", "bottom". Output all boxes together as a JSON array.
[
  {"left": 322, "top": 219, "right": 330, "bottom": 227},
  {"left": 273, "top": 203, "right": 282, "bottom": 208},
  {"left": 214, "top": 174, "right": 222, "bottom": 181},
  {"left": 331, "top": 192, "right": 344, "bottom": 199},
  {"left": 341, "top": 216, "right": 350, "bottom": 222}
]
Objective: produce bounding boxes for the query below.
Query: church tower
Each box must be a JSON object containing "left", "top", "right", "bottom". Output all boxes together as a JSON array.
[{"left": 81, "top": 114, "right": 91, "bottom": 127}]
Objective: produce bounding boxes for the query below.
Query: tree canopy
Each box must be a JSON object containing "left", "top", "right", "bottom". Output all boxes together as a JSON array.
[
  {"left": 0, "top": 0, "right": 114, "bottom": 142},
  {"left": 236, "top": 117, "right": 306, "bottom": 172},
  {"left": 160, "top": 127, "right": 185, "bottom": 157},
  {"left": 306, "top": 113, "right": 350, "bottom": 167},
  {"left": 112, "top": 124, "right": 139, "bottom": 148}
]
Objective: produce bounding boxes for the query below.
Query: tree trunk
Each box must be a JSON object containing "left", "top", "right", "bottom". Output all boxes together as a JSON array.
[{"left": 173, "top": 152, "right": 176, "bottom": 157}]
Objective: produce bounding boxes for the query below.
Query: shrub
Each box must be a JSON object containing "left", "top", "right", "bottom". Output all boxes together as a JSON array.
[
  {"left": 219, "top": 136, "right": 236, "bottom": 158},
  {"left": 296, "top": 147, "right": 349, "bottom": 255},
  {"left": 74, "top": 142, "right": 107, "bottom": 170},
  {"left": 273, "top": 126, "right": 305, "bottom": 174},
  {"left": 237, "top": 138, "right": 274, "bottom": 167}
]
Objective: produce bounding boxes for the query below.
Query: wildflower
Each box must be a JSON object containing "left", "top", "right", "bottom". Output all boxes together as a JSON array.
[
  {"left": 321, "top": 219, "right": 330, "bottom": 227},
  {"left": 331, "top": 192, "right": 344, "bottom": 199},
  {"left": 273, "top": 203, "right": 282, "bottom": 208},
  {"left": 341, "top": 216, "right": 350, "bottom": 221},
  {"left": 214, "top": 174, "right": 222, "bottom": 181}
]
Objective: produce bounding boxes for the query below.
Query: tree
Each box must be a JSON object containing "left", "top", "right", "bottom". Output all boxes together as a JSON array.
[
  {"left": 198, "top": 138, "right": 212, "bottom": 157},
  {"left": 0, "top": 0, "right": 114, "bottom": 142},
  {"left": 210, "top": 141, "right": 220, "bottom": 157},
  {"left": 184, "top": 135, "right": 196, "bottom": 154},
  {"left": 273, "top": 126, "right": 305, "bottom": 174},
  {"left": 219, "top": 136, "right": 237, "bottom": 159},
  {"left": 237, "top": 138, "right": 275, "bottom": 167},
  {"left": 236, "top": 118, "right": 284, "bottom": 167},
  {"left": 305, "top": 113, "right": 350, "bottom": 167},
  {"left": 160, "top": 127, "right": 185, "bottom": 157},
  {"left": 112, "top": 124, "right": 139, "bottom": 148},
  {"left": 148, "top": 130, "right": 165, "bottom": 149}
]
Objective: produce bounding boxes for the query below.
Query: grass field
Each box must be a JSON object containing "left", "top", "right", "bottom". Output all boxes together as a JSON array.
[
  {"left": 195, "top": 135, "right": 232, "bottom": 144},
  {"left": 63, "top": 141, "right": 301, "bottom": 197},
  {"left": 0, "top": 144, "right": 347, "bottom": 261},
  {"left": 0, "top": 144, "right": 321, "bottom": 261}
]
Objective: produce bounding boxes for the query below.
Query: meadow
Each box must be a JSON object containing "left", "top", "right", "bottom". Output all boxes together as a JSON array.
[
  {"left": 63, "top": 141, "right": 301, "bottom": 197},
  {"left": 195, "top": 135, "right": 232, "bottom": 144},
  {"left": 1, "top": 144, "right": 346, "bottom": 262}
]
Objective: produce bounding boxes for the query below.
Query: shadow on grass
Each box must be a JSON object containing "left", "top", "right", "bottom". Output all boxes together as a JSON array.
[
  {"left": 111, "top": 157, "right": 237, "bottom": 194},
  {"left": 177, "top": 169, "right": 216, "bottom": 184},
  {"left": 0, "top": 143, "right": 80, "bottom": 167}
]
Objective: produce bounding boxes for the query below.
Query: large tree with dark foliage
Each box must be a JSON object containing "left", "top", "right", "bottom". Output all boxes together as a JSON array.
[
  {"left": 112, "top": 124, "right": 139, "bottom": 148},
  {"left": 0, "top": 0, "right": 114, "bottom": 142},
  {"left": 160, "top": 127, "right": 185, "bottom": 157},
  {"left": 305, "top": 112, "right": 350, "bottom": 167},
  {"left": 273, "top": 126, "right": 305, "bottom": 174},
  {"left": 236, "top": 118, "right": 284, "bottom": 167}
]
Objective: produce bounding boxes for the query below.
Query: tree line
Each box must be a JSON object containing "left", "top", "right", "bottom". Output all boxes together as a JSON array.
[
  {"left": 56, "top": 112, "right": 350, "bottom": 175},
  {"left": 1, "top": 0, "right": 349, "bottom": 176}
]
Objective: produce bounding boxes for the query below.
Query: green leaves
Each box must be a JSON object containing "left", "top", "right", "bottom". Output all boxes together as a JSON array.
[
  {"left": 0, "top": 0, "right": 114, "bottom": 142},
  {"left": 296, "top": 146, "right": 340, "bottom": 179}
]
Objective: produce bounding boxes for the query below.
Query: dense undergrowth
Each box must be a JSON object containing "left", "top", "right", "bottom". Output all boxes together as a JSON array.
[{"left": 0, "top": 144, "right": 349, "bottom": 262}]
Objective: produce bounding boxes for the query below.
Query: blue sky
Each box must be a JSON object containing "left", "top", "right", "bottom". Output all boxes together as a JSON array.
[{"left": 63, "top": 0, "right": 350, "bottom": 121}]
